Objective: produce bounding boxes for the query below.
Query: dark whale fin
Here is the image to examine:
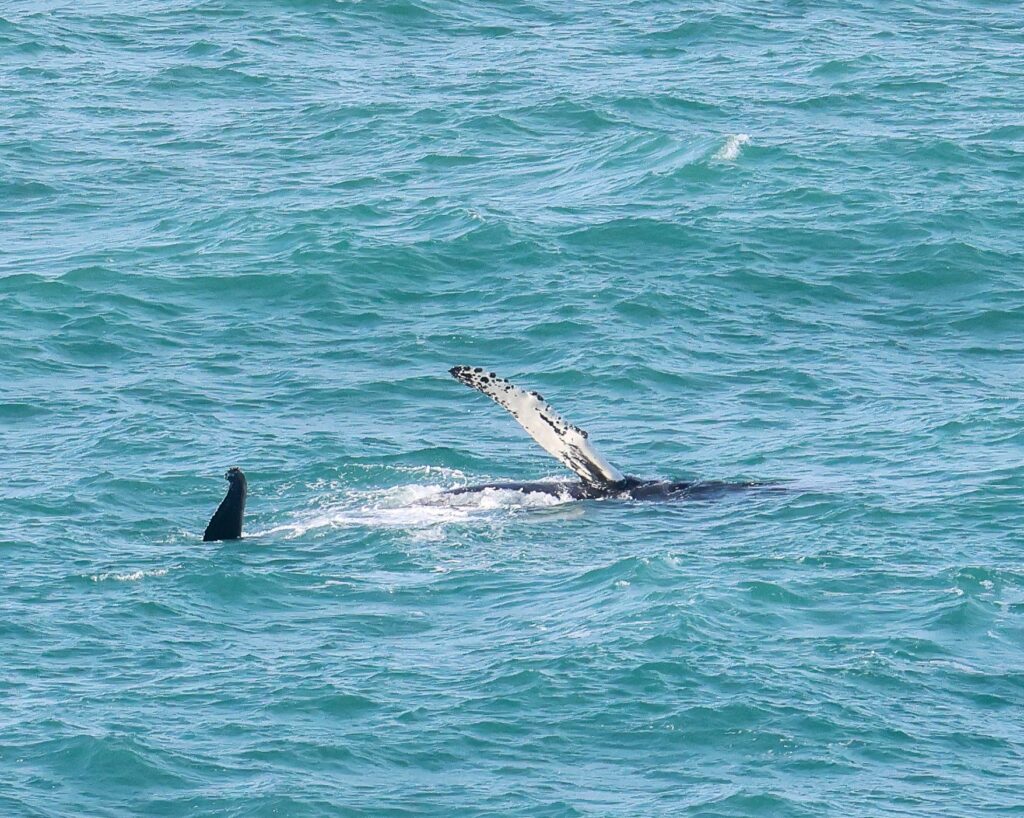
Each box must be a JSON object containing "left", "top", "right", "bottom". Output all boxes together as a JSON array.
[
  {"left": 449, "top": 366, "right": 625, "bottom": 486},
  {"left": 203, "top": 467, "right": 247, "bottom": 541}
]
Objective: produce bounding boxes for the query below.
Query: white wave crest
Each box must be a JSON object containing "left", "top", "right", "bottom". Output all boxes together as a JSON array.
[
  {"left": 713, "top": 133, "right": 750, "bottom": 161},
  {"left": 90, "top": 566, "right": 172, "bottom": 583}
]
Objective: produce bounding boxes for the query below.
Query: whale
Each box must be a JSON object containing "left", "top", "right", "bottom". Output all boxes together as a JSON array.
[
  {"left": 447, "top": 366, "right": 776, "bottom": 501},
  {"left": 203, "top": 467, "right": 247, "bottom": 541}
]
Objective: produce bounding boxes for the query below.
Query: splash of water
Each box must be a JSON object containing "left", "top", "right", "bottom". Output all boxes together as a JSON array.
[{"left": 256, "top": 481, "right": 576, "bottom": 539}]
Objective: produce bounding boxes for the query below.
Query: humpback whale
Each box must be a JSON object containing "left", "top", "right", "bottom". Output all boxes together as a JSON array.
[
  {"left": 447, "top": 366, "right": 774, "bottom": 501},
  {"left": 203, "top": 467, "right": 247, "bottom": 541}
]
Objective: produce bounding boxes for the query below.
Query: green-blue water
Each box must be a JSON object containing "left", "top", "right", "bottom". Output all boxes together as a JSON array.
[{"left": 3, "top": 2, "right": 1023, "bottom": 815}]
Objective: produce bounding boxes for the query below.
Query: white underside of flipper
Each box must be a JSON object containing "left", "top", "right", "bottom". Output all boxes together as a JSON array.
[{"left": 449, "top": 366, "right": 625, "bottom": 486}]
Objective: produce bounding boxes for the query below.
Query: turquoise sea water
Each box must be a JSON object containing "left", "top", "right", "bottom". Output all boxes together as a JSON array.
[{"left": 3, "top": 2, "right": 1024, "bottom": 815}]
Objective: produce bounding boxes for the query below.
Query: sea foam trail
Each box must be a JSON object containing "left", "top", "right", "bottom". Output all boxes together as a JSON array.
[{"left": 256, "top": 482, "right": 575, "bottom": 539}]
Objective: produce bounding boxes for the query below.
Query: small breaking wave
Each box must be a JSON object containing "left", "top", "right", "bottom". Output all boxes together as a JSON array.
[
  {"left": 90, "top": 566, "right": 173, "bottom": 583},
  {"left": 713, "top": 133, "right": 750, "bottom": 161}
]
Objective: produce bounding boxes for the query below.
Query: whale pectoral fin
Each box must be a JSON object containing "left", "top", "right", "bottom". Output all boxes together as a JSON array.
[{"left": 449, "top": 366, "right": 625, "bottom": 486}]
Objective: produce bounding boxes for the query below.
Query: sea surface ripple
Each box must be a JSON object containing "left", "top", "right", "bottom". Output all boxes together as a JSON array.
[{"left": 2, "top": 2, "right": 1023, "bottom": 816}]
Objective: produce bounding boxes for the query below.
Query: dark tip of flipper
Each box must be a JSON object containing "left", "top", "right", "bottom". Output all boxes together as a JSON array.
[
  {"left": 448, "top": 365, "right": 480, "bottom": 388},
  {"left": 203, "top": 466, "right": 247, "bottom": 542}
]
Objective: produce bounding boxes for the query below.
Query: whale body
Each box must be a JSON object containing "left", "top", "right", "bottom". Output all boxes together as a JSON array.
[{"left": 447, "top": 366, "right": 776, "bottom": 501}]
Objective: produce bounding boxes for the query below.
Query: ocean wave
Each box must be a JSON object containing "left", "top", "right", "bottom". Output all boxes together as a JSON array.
[
  {"left": 89, "top": 566, "right": 173, "bottom": 583},
  {"left": 712, "top": 133, "right": 750, "bottom": 161}
]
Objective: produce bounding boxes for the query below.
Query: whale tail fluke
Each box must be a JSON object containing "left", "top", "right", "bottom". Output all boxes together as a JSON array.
[
  {"left": 203, "top": 467, "right": 247, "bottom": 541},
  {"left": 448, "top": 366, "right": 625, "bottom": 486}
]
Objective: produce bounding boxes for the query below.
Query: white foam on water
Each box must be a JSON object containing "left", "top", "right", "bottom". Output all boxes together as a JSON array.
[
  {"left": 713, "top": 133, "right": 750, "bottom": 161},
  {"left": 255, "top": 480, "right": 575, "bottom": 539},
  {"left": 90, "top": 566, "right": 173, "bottom": 583}
]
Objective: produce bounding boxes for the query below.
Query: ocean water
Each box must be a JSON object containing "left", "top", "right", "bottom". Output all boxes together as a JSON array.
[{"left": 2, "top": 1, "right": 1023, "bottom": 815}]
